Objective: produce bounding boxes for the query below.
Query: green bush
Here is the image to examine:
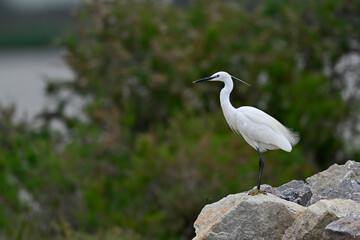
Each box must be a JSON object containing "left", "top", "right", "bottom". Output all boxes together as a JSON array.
[{"left": 57, "top": 0, "right": 360, "bottom": 165}]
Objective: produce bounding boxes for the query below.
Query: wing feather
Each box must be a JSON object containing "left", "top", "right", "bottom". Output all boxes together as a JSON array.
[{"left": 236, "top": 106, "right": 299, "bottom": 151}]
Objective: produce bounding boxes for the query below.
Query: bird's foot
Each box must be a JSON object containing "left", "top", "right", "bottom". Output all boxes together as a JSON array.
[{"left": 248, "top": 189, "right": 267, "bottom": 196}]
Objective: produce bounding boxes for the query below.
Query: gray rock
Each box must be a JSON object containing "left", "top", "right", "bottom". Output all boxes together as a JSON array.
[
  {"left": 193, "top": 193, "right": 305, "bottom": 240},
  {"left": 282, "top": 199, "right": 360, "bottom": 240},
  {"left": 193, "top": 160, "right": 360, "bottom": 240},
  {"left": 323, "top": 212, "right": 360, "bottom": 240},
  {"left": 264, "top": 180, "right": 312, "bottom": 206},
  {"left": 306, "top": 160, "right": 360, "bottom": 204}
]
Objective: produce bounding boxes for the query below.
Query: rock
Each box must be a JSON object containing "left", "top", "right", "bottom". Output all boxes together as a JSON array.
[
  {"left": 193, "top": 160, "right": 360, "bottom": 240},
  {"left": 264, "top": 180, "right": 312, "bottom": 206},
  {"left": 306, "top": 160, "right": 360, "bottom": 204},
  {"left": 282, "top": 199, "right": 360, "bottom": 240},
  {"left": 323, "top": 212, "right": 360, "bottom": 240},
  {"left": 193, "top": 193, "right": 305, "bottom": 240}
]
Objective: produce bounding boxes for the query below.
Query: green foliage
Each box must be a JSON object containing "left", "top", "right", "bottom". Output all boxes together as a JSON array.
[
  {"left": 57, "top": 0, "right": 360, "bottom": 165},
  {"left": 1, "top": 0, "right": 360, "bottom": 239},
  {"left": 0, "top": 9, "right": 74, "bottom": 48},
  {"left": 54, "top": 226, "right": 143, "bottom": 240}
]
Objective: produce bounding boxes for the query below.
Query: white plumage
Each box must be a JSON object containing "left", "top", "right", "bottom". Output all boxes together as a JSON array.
[
  {"left": 228, "top": 106, "right": 299, "bottom": 152},
  {"left": 193, "top": 71, "right": 299, "bottom": 195}
]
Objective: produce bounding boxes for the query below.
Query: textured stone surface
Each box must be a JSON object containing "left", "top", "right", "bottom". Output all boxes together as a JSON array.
[
  {"left": 306, "top": 160, "right": 360, "bottom": 204},
  {"left": 282, "top": 199, "right": 360, "bottom": 240},
  {"left": 264, "top": 180, "right": 312, "bottom": 206},
  {"left": 193, "top": 160, "right": 360, "bottom": 240},
  {"left": 193, "top": 193, "right": 305, "bottom": 240},
  {"left": 323, "top": 212, "right": 360, "bottom": 240},
  {"left": 193, "top": 193, "right": 245, "bottom": 239}
]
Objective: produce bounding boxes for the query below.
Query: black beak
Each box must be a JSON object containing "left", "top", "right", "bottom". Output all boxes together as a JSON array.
[{"left": 193, "top": 75, "right": 217, "bottom": 83}]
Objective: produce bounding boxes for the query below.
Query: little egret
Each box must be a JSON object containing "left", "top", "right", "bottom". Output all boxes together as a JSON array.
[{"left": 193, "top": 71, "right": 299, "bottom": 195}]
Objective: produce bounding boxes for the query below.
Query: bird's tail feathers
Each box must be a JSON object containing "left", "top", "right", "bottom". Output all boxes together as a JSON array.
[{"left": 285, "top": 127, "right": 300, "bottom": 146}]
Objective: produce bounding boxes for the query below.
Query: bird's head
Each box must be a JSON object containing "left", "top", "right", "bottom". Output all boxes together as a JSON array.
[{"left": 193, "top": 71, "right": 250, "bottom": 86}]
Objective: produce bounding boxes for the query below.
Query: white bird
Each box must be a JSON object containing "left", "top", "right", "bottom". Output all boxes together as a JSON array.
[{"left": 193, "top": 71, "right": 299, "bottom": 195}]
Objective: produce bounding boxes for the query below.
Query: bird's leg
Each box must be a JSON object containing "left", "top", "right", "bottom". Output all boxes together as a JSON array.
[
  {"left": 248, "top": 148, "right": 267, "bottom": 196},
  {"left": 256, "top": 148, "right": 264, "bottom": 190}
]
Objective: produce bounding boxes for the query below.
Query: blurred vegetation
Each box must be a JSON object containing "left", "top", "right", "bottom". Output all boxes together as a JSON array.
[
  {"left": 0, "top": 8, "right": 75, "bottom": 48},
  {"left": 1, "top": 0, "right": 360, "bottom": 239}
]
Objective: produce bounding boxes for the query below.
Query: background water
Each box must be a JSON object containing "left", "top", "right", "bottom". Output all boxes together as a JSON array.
[{"left": 0, "top": 48, "right": 76, "bottom": 124}]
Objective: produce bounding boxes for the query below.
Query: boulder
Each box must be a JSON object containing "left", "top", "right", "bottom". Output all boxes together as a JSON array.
[
  {"left": 323, "top": 212, "right": 360, "bottom": 240},
  {"left": 193, "top": 193, "right": 305, "bottom": 240},
  {"left": 193, "top": 160, "right": 360, "bottom": 240},
  {"left": 264, "top": 180, "right": 312, "bottom": 206},
  {"left": 306, "top": 160, "right": 360, "bottom": 204},
  {"left": 282, "top": 199, "right": 360, "bottom": 240}
]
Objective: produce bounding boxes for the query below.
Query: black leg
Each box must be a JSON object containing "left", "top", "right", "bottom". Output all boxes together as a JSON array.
[
  {"left": 256, "top": 148, "right": 264, "bottom": 190},
  {"left": 248, "top": 148, "right": 267, "bottom": 196}
]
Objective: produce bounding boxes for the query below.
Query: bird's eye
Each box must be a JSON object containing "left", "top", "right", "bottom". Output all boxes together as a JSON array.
[{"left": 216, "top": 75, "right": 220, "bottom": 78}]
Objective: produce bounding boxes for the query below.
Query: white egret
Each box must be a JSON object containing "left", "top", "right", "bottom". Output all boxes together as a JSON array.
[{"left": 193, "top": 71, "right": 299, "bottom": 195}]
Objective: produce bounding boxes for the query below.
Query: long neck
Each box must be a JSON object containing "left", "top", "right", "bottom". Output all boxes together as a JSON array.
[{"left": 220, "top": 78, "right": 235, "bottom": 112}]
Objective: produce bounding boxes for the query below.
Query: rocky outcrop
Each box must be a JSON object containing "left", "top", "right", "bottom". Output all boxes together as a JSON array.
[
  {"left": 307, "top": 160, "right": 360, "bottom": 204},
  {"left": 323, "top": 212, "right": 360, "bottom": 240},
  {"left": 193, "top": 160, "right": 360, "bottom": 240},
  {"left": 194, "top": 193, "right": 305, "bottom": 240},
  {"left": 262, "top": 180, "right": 312, "bottom": 206},
  {"left": 283, "top": 199, "right": 360, "bottom": 240}
]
